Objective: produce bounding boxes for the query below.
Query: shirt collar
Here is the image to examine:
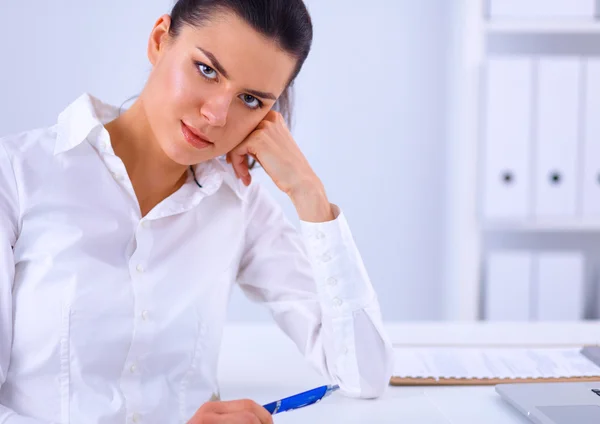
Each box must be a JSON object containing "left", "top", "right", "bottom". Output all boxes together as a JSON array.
[
  {"left": 192, "top": 158, "right": 243, "bottom": 200},
  {"left": 55, "top": 93, "right": 118, "bottom": 156},
  {"left": 54, "top": 93, "right": 243, "bottom": 199}
]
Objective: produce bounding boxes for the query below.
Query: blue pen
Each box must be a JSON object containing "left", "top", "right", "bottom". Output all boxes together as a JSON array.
[{"left": 262, "top": 384, "right": 340, "bottom": 415}]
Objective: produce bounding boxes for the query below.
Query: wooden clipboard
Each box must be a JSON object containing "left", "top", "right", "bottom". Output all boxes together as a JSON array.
[
  {"left": 390, "top": 376, "right": 600, "bottom": 386},
  {"left": 389, "top": 345, "right": 600, "bottom": 386}
]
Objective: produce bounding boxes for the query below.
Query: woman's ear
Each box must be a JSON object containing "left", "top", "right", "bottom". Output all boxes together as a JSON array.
[{"left": 147, "top": 14, "right": 172, "bottom": 66}]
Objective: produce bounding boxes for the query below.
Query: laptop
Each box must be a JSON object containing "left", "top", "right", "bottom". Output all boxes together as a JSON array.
[{"left": 496, "top": 382, "right": 600, "bottom": 424}]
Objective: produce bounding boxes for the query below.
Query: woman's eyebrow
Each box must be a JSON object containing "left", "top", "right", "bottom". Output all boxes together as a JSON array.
[
  {"left": 245, "top": 89, "right": 277, "bottom": 101},
  {"left": 196, "top": 46, "right": 277, "bottom": 101},
  {"left": 197, "top": 46, "right": 230, "bottom": 79}
]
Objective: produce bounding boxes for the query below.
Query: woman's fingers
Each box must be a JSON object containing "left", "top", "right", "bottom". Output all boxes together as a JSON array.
[
  {"left": 212, "top": 399, "right": 273, "bottom": 424},
  {"left": 202, "top": 412, "right": 260, "bottom": 424},
  {"left": 228, "top": 143, "right": 252, "bottom": 186},
  {"left": 192, "top": 400, "right": 273, "bottom": 424}
]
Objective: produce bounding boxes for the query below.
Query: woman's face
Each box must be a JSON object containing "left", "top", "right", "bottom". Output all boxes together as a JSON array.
[{"left": 141, "top": 11, "right": 297, "bottom": 166}]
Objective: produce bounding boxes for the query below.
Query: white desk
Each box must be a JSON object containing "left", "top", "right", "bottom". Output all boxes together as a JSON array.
[{"left": 218, "top": 322, "right": 600, "bottom": 423}]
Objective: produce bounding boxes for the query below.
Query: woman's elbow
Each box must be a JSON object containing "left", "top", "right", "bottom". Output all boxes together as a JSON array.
[
  {"left": 359, "top": 365, "right": 393, "bottom": 399},
  {"left": 356, "top": 344, "right": 395, "bottom": 399}
]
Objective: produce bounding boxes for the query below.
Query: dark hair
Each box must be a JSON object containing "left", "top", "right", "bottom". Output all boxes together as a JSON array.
[{"left": 168, "top": 0, "right": 313, "bottom": 127}]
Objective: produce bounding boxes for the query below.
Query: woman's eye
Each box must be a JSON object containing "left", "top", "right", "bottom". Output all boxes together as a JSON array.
[
  {"left": 240, "top": 94, "right": 261, "bottom": 109},
  {"left": 198, "top": 63, "right": 217, "bottom": 80}
]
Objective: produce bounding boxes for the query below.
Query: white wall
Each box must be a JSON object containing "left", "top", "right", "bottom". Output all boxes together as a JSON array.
[{"left": 0, "top": 0, "right": 452, "bottom": 321}]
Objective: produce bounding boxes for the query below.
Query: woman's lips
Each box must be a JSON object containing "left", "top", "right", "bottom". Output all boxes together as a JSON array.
[{"left": 181, "top": 121, "right": 213, "bottom": 150}]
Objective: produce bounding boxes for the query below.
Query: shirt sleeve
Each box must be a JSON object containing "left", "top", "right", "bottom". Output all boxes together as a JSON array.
[
  {"left": 236, "top": 183, "right": 394, "bottom": 398},
  {"left": 0, "top": 142, "right": 52, "bottom": 424}
]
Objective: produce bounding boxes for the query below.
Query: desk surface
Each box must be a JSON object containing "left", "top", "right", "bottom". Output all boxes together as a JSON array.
[{"left": 217, "top": 322, "right": 600, "bottom": 424}]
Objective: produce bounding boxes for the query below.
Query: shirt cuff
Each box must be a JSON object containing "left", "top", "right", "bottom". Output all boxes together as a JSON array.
[{"left": 300, "top": 204, "right": 375, "bottom": 316}]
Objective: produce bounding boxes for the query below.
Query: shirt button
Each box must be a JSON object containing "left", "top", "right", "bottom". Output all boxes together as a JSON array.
[
  {"left": 132, "top": 413, "right": 140, "bottom": 423},
  {"left": 343, "top": 347, "right": 349, "bottom": 355},
  {"left": 315, "top": 231, "right": 326, "bottom": 240},
  {"left": 130, "top": 363, "right": 137, "bottom": 373},
  {"left": 333, "top": 297, "right": 343, "bottom": 307},
  {"left": 112, "top": 172, "right": 124, "bottom": 181},
  {"left": 141, "top": 220, "right": 151, "bottom": 229},
  {"left": 136, "top": 264, "right": 145, "bottom": 273},
  {"left": 327, "top": 277, "right": 338, "bottom": 286},
  {"left": 141, "top": 310, "right": 150, "bottom": 321},
  {"left": 321, "top": 253, "right": 332, "bottom": 263}
]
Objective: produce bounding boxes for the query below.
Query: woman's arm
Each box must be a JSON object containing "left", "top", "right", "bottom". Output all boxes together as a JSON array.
[
  {"left": 0, "top": 142, "right": 52, "bottom": 424},
  {"left": 236, "top": 182, "right": 394, "bottom": 398},
  {"left": 226, "top": 110, "right": 393, "bottom": 398}
]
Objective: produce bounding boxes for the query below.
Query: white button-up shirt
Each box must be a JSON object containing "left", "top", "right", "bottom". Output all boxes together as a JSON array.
[{"left": 0, "top": 94, "right": 393, "bottom": 424}]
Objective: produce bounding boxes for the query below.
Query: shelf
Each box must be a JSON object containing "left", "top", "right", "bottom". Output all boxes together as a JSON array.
[
  {"left": 484, "top": 219, "right": 600, "bottom": 232},
  {"left": 486, "top": 20, "right": 600, "bottom": 34}
]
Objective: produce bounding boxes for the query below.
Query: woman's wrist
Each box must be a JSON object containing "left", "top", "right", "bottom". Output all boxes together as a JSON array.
[{"left": 289, "top": 179, "right": 335, "bottom": 223}]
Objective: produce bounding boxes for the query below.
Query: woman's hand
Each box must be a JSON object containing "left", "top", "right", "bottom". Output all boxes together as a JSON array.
[
  {"left": 188, "top": 399, "right": 273, "bottom": 424},
  {"left": 227, "top": 111, "right": 335, "bottom": 223}
]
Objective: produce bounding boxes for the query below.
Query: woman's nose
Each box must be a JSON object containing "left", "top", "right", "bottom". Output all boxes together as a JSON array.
[{"left": 200, "top": 95, "right": 231, "bottom": 128}]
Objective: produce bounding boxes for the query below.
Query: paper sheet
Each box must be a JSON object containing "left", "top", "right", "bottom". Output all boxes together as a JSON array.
[{"left": 393, "top": 347, "right": 600, "bottom": 380}]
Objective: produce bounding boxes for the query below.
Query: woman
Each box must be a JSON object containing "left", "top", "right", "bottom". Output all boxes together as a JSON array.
[{"left": 0, "top": 0, "right": 393, "bottom": 423}]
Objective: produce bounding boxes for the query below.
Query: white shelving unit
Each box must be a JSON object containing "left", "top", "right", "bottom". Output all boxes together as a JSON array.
[
  {"left": 444, "top": 1, "right": 600, "bottom": 321},
  {"left": 484, "top": 219, "right": 600, "bottom": 233},
  {"left": 486, "top": 21, "right": 600, "bottom": 34}
]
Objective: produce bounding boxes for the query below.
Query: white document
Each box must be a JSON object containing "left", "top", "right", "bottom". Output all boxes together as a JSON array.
[
  {"left": 582, "top": 59, "right": 600, "bottom": 216},
  {"left": 393, "top": 347, "right": 600, "bottom": 380},
  {"left": 534, "top": 59, "right": 581, "bottom": 217},
  {"left": 488, "top": 0, "right": 596, "bottom": 19},
  {"left": 485, "top": 251, "right": 533, "bottom": 321},
  {"left": 482, "top": 58, "right": 534, "bottom": 220},
  {"left": 535, "top": 252, "right": 585, "bottom": 321}
]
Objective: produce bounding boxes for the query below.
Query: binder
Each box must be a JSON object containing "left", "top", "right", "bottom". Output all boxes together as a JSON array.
[
  {"left": 582, "top": 59, "right": 600, "bottom": 216},
  {"left": 484, "top": 251, "right": 533, "bottom": 321},
  {"left": 534, "top": 252, "right": 585, "bottom": 321},
  {"left": 534, "top": 59, "right": 581, "bottom": 217},
  {"left": 482, "top": 58, "right": 534, "bottom": 220},
  {"left": 488, "top": 0, "right": 596, "bottom": 19}
]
